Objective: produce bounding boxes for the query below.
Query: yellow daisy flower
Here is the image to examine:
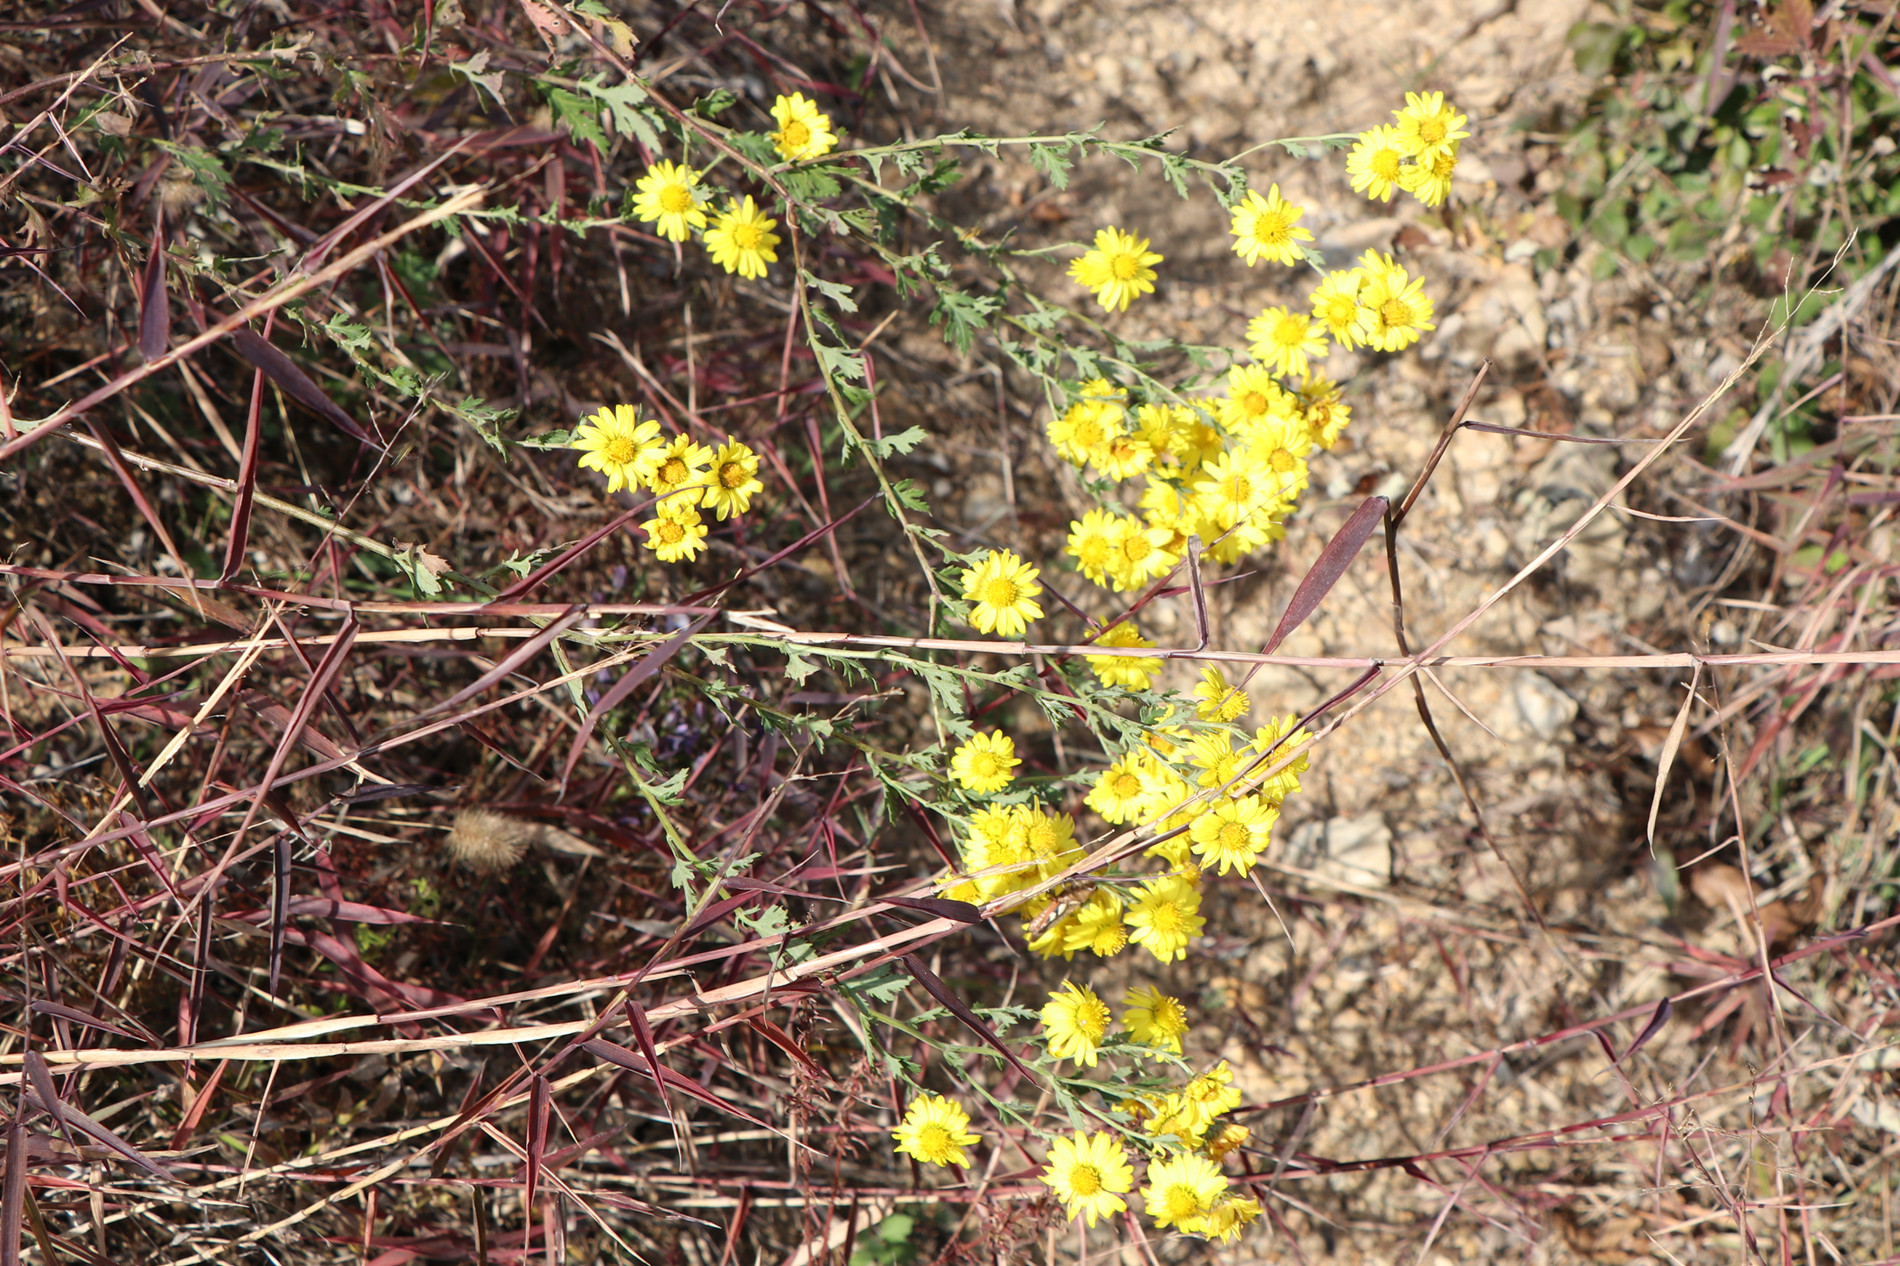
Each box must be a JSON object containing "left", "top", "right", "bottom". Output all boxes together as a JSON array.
[
  {"left": 1203, "top": 1123, "right": 1252, "bottom": 1162},
  {"left": 1142, "top": 1152, "right": 1229, "bottom": 1230},
  {"left": 1122, "top": 984, "right": 1189, "bottom": 1056},
  {"left": 1146, "top": 764, "right": 1203, "bottom": 839},
  {"left": 1186, "top": 729, "right": 1247, "bottom": 791},
  {"left": 1046, "top": 397, "right": 1124, "bottom": 467},
  {"left": 571, "top": 403, "right": 664, "bottom": 494},
  {"left": 1104, "top": 518, "right": 1177, "bottom": 592},
  {"left": 958, "top": 549, "right": 1043, "bottom": 638},
  {"left": 642, "top": 506, "right": 710, "bottom": 563},
  {"left": 1246, "top": 305, "right": 1329, "bottom": 379},
  {"left": 631, "top": 160, "right": 707, "bottom": 242},
  {"left": 1191, "top": 451, "right": 1280, "bottom": 532},
  {"left": 892, "top": 1093, "right": 979, "bottom": 1168},
  {"left": 1250, "top": 714, "right": 1313, "bottom": 803},
  {"left": 1090, "top": 428, "right": 1155, "bottom": 481},
  {"left": 1066, "top": 508, "right": 1121, "bottom": 585},
  {"left": 1040, "top": 980, "right": 1111, "bottom": 1067},
  {"left": 1068, "top": 225, "right": 1162, "bottom": 312},
  {"left": 949, "top": 729, "right": 1019, "bottom": 793},
  {"left": 1297, "top": 375, "right": 1352, "bottom": 449},
  {"left": 1227, "top": 184, "right": 1313, "bottom": 267},
  {"left": 1061, "top": 890, "right": 1130, "bottom": 957},
  {"left": 1085, "top": 751, "right": 1158, "bottom": 825},
  {"left": 1399, "top": 139, "right": 1459, "bottom": 208},
  {"left": 1041, "top": 1131, "right": 1134, "bottom": 1227},
  {"left": 1192, "top": 666, "right": 1250, "bottom": 724},
  {"left": 1345, "top": 125, "right": 1409, "bottom": 203},
  {"left": 1147, "top": 1089, "right": 1214, "bottom": 1148},
  {"left": 1215, "top": 363, "right": 1293, "bottom": 434},
  {"left": 1188, "top": 793, "right": 1278, "bottom": 876},
  {"left": 1023, "top": 809, "right": 1082, "bottom": 879},
  {"left": 1125, "top": 874, "right": 1204, "bottom": 963},
  {"left": 768, "top": 91, "right": 837, "bottom": 162},
  {"left": 1236, "top": 410, "right": 1312, "bottom": 501},
  {"left": 701, "top": 439, "right": 764, "bottom": 519},
  {"left": 1087, "top": 621, "right": 1163, "bottom": 691},
  {"left": 1184, "top": 1061, "right": 1243, "bottom": 1118},
  {"left": 704, "top": 196, "right": 780, "bottom": 279},
  {"left": 1185, "top": 1195, "right": 1262, "bottom": 1243},
  {"left": 1393, "top": 90, "right": 1470, "bottom": 158},
  {"left": 1309, "top": 268, "right": 1368, "bottom": 349},
  {"left": 644, "top": 434, "right": 713, "bottom": 507},
  {"left": 1354, "top": 259, "right": 1436, "bottom": 352}
]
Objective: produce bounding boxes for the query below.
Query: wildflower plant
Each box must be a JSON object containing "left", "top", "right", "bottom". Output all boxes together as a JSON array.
[{"left": 0, "top": 0, "right": 1486, "bottom": 1250}]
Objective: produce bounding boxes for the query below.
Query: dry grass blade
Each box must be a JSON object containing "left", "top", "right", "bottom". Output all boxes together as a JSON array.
[
  {"left": 900, "top": 953, "right": 1040, "bottom": 1086},
  {"left": 1647, "top": 662, "right": 1703, "bottom": 849},
  {"left": 136, "top": 210, "right": 168, "bottom": 362},
  {"left": 1258, "top": 495, "right": 1387, "bottom": 660},
  {"left": 226, "top": 327, "right": 377, "bottom": 448}
]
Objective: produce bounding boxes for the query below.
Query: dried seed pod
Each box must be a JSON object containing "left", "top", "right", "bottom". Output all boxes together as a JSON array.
[{"left": 445, "top": 809, "right": 533, "bottom": 873}]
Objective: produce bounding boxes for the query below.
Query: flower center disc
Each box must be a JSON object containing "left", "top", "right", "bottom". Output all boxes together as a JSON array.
[
  {"left": 1110, "top": 253, "right": 1140, "bottom": 280},
  {"left": 1069, "top": 1164, "right": 1102, "bottom": 1197},
  {"left": 1161, "top": 1186, "right": 1202, "bottom": 1221},
  {"left": 660, "top": 458, "right": 688, "bottom": 486},
  {"left": 981, "top": 577, "right": 1020, "bottom": 607},
  {"left": 1382, "top": 299, "right": 1413, "bottom": 327},
  {"left": 732, "top": 223, "right": 761, "bottom": 249},
  {"left": 604, "top": 436, "right": 638, "bottom": 465},
  {"left": 659, "top": 521, "right": 684, "bottom": 543},
  {"left": 720, "top": 462, "right": 748, "bottom": 488},
  {"left": 659, "top": 185, "right": 693, "bottom": 214},
  {"left": 1219, "top": 822, "right": 1249, "bottom": 851},
  {"left": 917, "top": 1124, "right": 952, "bottom": 1159},
  {"left": 1372, "top": 150, "right": 1401, "bottom": 180},
  {"left": 782, "top": 120, "right": 811, "bottom": 148},
  {"left": 1419, "top": 118, "right": 1447, "bottom": 145},
  {"left": 1270, "top": 448, "right": 1296, "bottom": 473}
]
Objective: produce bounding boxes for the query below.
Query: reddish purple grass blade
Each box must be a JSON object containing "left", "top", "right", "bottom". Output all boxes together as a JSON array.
[
  {"left": 580, "top": 1038, "right": 773, "bottom": 1128},
  {"left": 1618, "top": 997, "right": 1672, "bottom": 1065},
  {"left": 525, "top": 1073, "right": 550, "bottom": 1215},
  {"left": 227, "top": 327, "right": 378, "bottom": 447},
  {"left": 881, "top": 896, "right": 982, "bottom": 923},
  {"left": 298, "top": 135, "right": 474, "bottom": 274},
  {"left": 1, "top": 1120, "right": 24, "bottom": 1266},
  {"left": 22, "top": 1053, "right": 70, "bottom": 1150},
  {"left": 22, "top": 1084, "right": 169, "bottom": 1181},
  {"left": 221, "top": 369, "right": 265, "bottom": 583},
  {"left": 269, "top": 832, "right": 291, "bottom": 997},
  {"left": 81, "top": 419, "right": 198, "bottom": 621},
  {"left": 412, "top": 605, "right": 589, "bottom": 722},
  {"left": 899, "top": 953, "right": 1039, "bottom": 1084},
  {"left": 1262, "top": 495, "right": 1389, "bottom": 655},
  {"left": 26, "top": 1001, "right": 140, "bottom": 1043},
  {"left": 229, "top": 618, "right": 361, "bottom": 857},
  {"left": 744, "top": 1017, "right": 835, "bottom": 1084},
  {"left": 558, "top": 616, "right": 709, "bottom": 790},
  {"left": 137, "top": 210, "right": 169, "bottom": 362}
]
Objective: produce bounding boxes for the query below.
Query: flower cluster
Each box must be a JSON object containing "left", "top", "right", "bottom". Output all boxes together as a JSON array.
[
  {"left": 1346, "top": 91, "right": 1469, "bottom": 209},
  {"left": 629, "top": 93, "right": 838, "bottom": 279},
  {"left": 898, "top": 95, "right": 1466, "bottom": 1247},
  {"left": 568, "top": 403, "right": 764, "bottom": 562}
]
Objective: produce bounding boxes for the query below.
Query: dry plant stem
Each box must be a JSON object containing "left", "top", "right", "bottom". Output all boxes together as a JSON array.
[{"left": 1380, "top": 363, "right": 1552, "bottom": 933}]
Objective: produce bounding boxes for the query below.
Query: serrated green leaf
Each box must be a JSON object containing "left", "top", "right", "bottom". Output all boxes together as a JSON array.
[
  {"left": 866, "top": 426, "right": 930, "bottom": 459},
  {"left": 801, "top": 269, "right": 858, "bottom": 313},
  {"left": 451, "top": 51, "right": 508, "bottom": 111}
]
